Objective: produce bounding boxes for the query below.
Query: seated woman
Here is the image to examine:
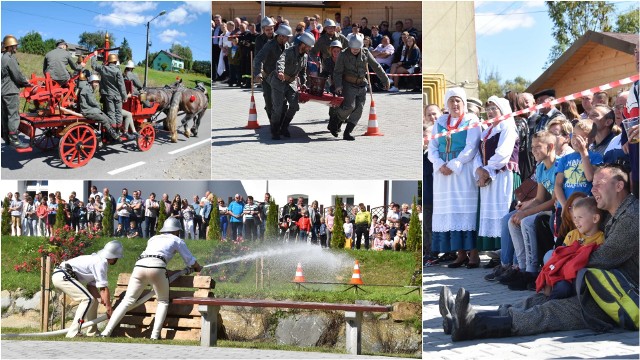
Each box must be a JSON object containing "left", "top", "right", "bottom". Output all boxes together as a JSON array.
[
  {"left": 388, "top": 36, "right": 420, "bottom": 92},
  {"left": 371, "top": 36, "right": 394, "bottom": 71}
]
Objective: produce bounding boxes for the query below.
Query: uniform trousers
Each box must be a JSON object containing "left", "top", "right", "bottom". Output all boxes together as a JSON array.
[
  {"left": 102, "top": 95, "right": 123, "bottom": 126},
  {"left": 2, "top": 94, "right": 20, "bottom": 136},
  {"left": 270, "top": 85, "right": 299, "bottom": 135},
  {"left": 337, "top": 82, "right": 367, "bottom": 125},
  {"left": 52, "top": 270, "right": 98, "bottom": 337}
]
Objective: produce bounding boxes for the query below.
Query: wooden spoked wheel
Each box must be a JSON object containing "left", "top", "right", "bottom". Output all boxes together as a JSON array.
[
  {"left": 58, "top": 124, "right": 97, "bottom": 168},
  {"left": 136, "top": 123, "right": 155, "bottom": 152},
  {"left": 33, "top": 127, "right": 61, "bottom": 151}
]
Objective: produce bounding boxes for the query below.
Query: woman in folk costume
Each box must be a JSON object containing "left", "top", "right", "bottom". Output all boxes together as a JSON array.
[
  {"left": 474, "top": 96, "right": 519, "bottom": 251},
  {"left": 428, "top": 88, "right": 482, "bottom": 268}
]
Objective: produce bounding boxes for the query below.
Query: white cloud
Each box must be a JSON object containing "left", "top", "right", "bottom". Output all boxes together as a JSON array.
[
  {"left": 475, "top": 12, "right": 535, "bottom": 36},
  {"left": 183, "top": 1, "right": 210, "bottom": 14},
  {"left": 158, "top": 29, "right": 187, "bottom": 44},
  {"left": 95, "top": 13, "right": 148, "bottom": 27},
  {"left": 522, "top": 1, "right": 545, "bottom": 9},
  {"left": 110, "top": 1, "right": 157, "bottom": 13}
]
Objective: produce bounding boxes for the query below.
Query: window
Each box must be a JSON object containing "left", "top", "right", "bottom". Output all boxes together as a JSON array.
[{"left": 331, "top": 195, "right": 354, "bottom": 206}]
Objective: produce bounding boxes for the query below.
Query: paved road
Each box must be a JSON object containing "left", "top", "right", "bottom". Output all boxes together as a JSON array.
[
  {"left": 1, "top": 110, "right": 211, "bottom": 180},
  {"left": 423, "top": 255, "right": 640, "bottom": 359},
  {"left": 1, "top": 340, "right": 393, "bottom": 359},
  {"left": 211, "top": 83, "right": 422, "bottom": 179}
]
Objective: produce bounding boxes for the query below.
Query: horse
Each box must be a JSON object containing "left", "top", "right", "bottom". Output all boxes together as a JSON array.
[{"left": 146, "top": 79, "right": 209, "bottom": 143}]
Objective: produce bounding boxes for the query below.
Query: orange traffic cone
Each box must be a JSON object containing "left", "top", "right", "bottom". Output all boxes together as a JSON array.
[
  {"left": 245, "top": 95, "right": 260, "bottom": 129},
  {"left": 362, "top": 99, "right": 383, "bottom": 136},
  {"left": 293, "top": 262, "right": 306, "bottom": 283},
  {"left": 349, "top": 260, "right": 364, "bottom": 285}
]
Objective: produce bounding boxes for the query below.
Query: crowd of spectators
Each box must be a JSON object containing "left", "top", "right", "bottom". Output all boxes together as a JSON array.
[
  {"left": 212, "top": 12, "right": 422, "bottom": 92},
  {"left": 424, "top": 67, "right": 639, "bottom": 293}
]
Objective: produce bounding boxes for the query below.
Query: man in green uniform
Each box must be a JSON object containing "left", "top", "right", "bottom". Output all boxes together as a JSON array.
[
  {"left": 254, "top": 17, "right": 275, "bottom": 58},
  {"left": 2, "top": 35, "right": 33, "bottom": 148},
  {"left": 77, "top": 73, "right": 121, "bottom": 143},
  {"left": 311, "top": 19, "right": 348, "bottom": 63},
  {"left": 334, "top": 36, "right": 390, "bottom": 140},
  {"left": 92, "top": 53, "right": 128, "bottom": 128},
  {"left": 123, "top": 61, "right": 151, "bottom": 108},
  {"left": 320, "top": 40, "right": 344, "bottom": 136},
  {"left": 268, "top": 32, "right": 314, "bottom": 140},
  {"left": 254, "top": 24, "right": 292, "bottom": 121},
  {"left": 43, "top": 39, "right": 82, "bottom": 87}
]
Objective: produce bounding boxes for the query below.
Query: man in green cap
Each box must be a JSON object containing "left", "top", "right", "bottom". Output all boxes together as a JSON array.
[
  {"left": 92, "top": 52, "right": 128, "bottom": 128},
  {"left": 43, "top": 39, "right": 82, "bottom": 87},
  {"left": 254, "top": 23, "right": 292, "bottom": 121},
  {"left": 268, "top": 31, "right": 314, "bottom": 140},
  {"left": 334, "top": 35, "right": 389, "bottom": 140},
  {"left": 2, "top": 35, "right": 33, "bottom": 148}
]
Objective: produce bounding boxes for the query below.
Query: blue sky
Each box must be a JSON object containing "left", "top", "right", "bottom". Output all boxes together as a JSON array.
[
  {"left": 475, "top": 0, "right": 637, "bottom": 84},
  {"left": 1, "top": 1, "right": 211, "bottom": 62}
]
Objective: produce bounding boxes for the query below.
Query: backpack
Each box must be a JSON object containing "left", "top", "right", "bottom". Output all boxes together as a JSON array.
[{"left": 577, "top": 268, "right": 639, "bottom": 331}]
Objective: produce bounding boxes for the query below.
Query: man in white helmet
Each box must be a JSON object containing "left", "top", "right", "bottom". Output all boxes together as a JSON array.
[
  {"left": 311, "top": 19, "right": 348, "bottom": 63},
  {"left": 51, "top": 240, "right": 123, "bottom": 337},
  {"left": 123, "top": 60, "right": 151, "bottom": 108},
  {"left": 334, "top": 35, "right": 390, "bottom": 140},
  {"left": 101, "top": 217, "right": 202, "bottom": 340},
  {"left": 255, "top": 16, "right": 275, "bottom": 56},
  {"left": 254, "top": 24, "right": 292, "bottom": 121},
  {"left": 269, "top": 32, "right": 314, "bottom": 140},
  {"left": 1, "top": 35, "right": 33, "bottom": 148}
]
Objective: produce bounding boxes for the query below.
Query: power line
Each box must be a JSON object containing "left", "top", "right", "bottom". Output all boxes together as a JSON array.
[
  {"left": 476, "top": 10, "right": 547, "bottom": 16},
  {"left": 52, "top": 1, "right": 147, "bottom": 26}
]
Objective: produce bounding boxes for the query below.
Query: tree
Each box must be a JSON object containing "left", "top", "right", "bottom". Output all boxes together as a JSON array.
[
  {"left": 330, "top": 197, "right": 346, "bottom": 248},
  {"left": 43, "top": 38, "right": 57, "bottom": 53},
  {"left": 160, "top": 63, "right": 168, "bottom": 72},
  {"left": 2, "top": 197, "right": 11, "bottom": 236},
  {"left": 79, "top": 31, "right": 116, "bottom": 51},
  {"left": 616, "top": 7, "right": 640, "bottom": 34},
  {"left": 192, "top": 60, "right": 212, "bottom": 77},
  {"left": 102, "top": 199, "right": 114, "bottom": 236},
  {"left": 478, "top": 67, "right": 531, "bottom": 105},
  {"left": 19, "top": 31, "right": 46, "bottom": 55},
  {"left": 406, "top": 197, "right": 422, "bottom": 252},
  {"left": 545, "top": 1, "right": 614, "bottom": 67},
  {"left": 170, "top": 43, "right": 193, "bottom": 71},
  {"left": 54, "top": 203, "right": 65, "bottom": 230},
  {"left": 207, "top": 195, "right": 221, "bottom": 241},
  {"left": 118, "top": 38, "right": 133, "bottom": 64},
  {"left": 264, "top": 199, "right": 279, "bottom": 241},
  {"left": 156, "top": 201, "right": 167, "bottom": 234}
]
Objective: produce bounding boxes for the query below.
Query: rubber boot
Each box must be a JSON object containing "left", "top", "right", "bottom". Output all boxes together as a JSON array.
[
  {"left": 106, "top": 128, "right": 122, "bottom": 143},
  {"left": 343, "top": 123, "right": 356, "bottom": 141},
  {"left": 151, "top": 301, "right": 169, "bottom": 340},
  {"left": 327, "top": 114, "right": 340, "bottom": 137},
  {"left": 439, "top": 286, "right": 455, "bottom": 335},
  {"left": 451, "top": 287, "right": 513, "bottom": 341},
  {"left": 280, "top": 115, "right": 294, "bottom": 138},
  {"left": 8, "top": 133, "right": 27, "bottom": 149}
]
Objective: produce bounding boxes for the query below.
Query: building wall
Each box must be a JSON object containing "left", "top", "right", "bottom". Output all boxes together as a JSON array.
[
  {"left": 550, "top": 44, "right": 636, "bottom": 98},
  {"left": 213, "top": 1, "right": 421, "bottom": 32},
  {"left": 152, "top": 52, "right": 171, "bottom": 71},
  {"left": 422, "top": 1, "right": 478, "bottom": 98}
]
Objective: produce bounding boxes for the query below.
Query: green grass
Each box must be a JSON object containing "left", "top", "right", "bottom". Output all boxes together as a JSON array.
[
  {"left": 15, "top": 52, "right": 211, "bottom": 108},
  {"left": 2, "top": 236, "right": 420, "bottom": 305}
]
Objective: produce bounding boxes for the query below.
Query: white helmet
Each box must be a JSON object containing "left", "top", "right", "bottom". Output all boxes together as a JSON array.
[
  {"left": 261, "top": 16, "right": 275, "bottom": 28},
  {"left": 323, "top": 19, "right": 336, "bottom": 28},
  {"left": 98, "top": 240, "right": 124, "bottom": 259},
  {"left": 125, "top": 60, "right": 135, "bottom": 69},
  {"left": 88, "top": 74, "right": 101, "bottom": 82},
  {"left": 348, "top": 35, "right": 363, "bottom": 49},
  {"left": 275, "top": 24, "right": 292, "bottom": 37},
  {"left": 159, "top": 217, "right": 181, "bottom": 233},
  {"left": 298, "top": 32, "right": 316, "bottom": 47},
  {"left": 330, "top": 40, "right": 343, "bottom": 49}
]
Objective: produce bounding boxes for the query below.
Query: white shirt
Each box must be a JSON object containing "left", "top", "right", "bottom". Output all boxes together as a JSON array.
[
  {"left": 372, "top": 43, "right": 394, "bottom": 66},
  {"left": 141, "top": 233, "right": 197, "bottom": 267},
  {"left": 63, "top": 253, "right": 109, "bottom": 288}
]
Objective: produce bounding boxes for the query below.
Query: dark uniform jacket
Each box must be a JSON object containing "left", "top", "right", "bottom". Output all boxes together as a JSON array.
[
  {"left": 124, "top": 71, "right": 143, "bottom": 94},
  {"left": 272, "top": 45, "right": 307, "bottom": 91},
  {"left": 76, "top": 80, "right": 103, "bottom": 115},
  {"left": 254, "top": 39, "right": 288, "bottom": 77},
  {"left": 333, "top": 48, "right": 389, "bottom": 90},
  {"left": 43, "top": 47, "right": 80, "bottom": 82},
  {"left": 311, "top": 32, "right": 348, "bottom": 61},
  {"left": 2, "top": 52, "right": 30, "bottom": 95},
  {"left": 91, "top": 58, "right": 127, "bottom": 100},
  {"left": 254, "top": 33, "right": 275, "bottom": 57}
]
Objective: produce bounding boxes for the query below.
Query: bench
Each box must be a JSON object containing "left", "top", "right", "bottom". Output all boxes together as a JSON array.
[
  {"left": 172, "top": 297, "right": 392, "bottom": 355},
  {"left": 111, "top": 273, "right": 215, "bottom": 340}
]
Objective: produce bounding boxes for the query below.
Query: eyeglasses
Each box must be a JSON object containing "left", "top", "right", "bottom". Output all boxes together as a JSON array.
[{"left": 486, "top": 106, "right": 500, "bottom": 112}]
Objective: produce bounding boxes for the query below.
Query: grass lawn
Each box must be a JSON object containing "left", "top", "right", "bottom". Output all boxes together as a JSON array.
[
  {"left": 15, "top": 52, "right": 211, "bottom": 109},
  {"left": 2, "top": 235, "right": 420, "bottom": 305}
]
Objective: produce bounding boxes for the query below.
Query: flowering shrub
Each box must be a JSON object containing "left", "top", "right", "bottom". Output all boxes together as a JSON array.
[{"left": 13, "top": 225, "right": 99, "bottom": 272}]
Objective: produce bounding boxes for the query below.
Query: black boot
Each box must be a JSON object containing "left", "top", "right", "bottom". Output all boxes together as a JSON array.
[
  {"left": 343, "top": 123, "right": 356, "bottom": 141},
  {"left": 106, "top": 128, "right": 122, "bottom": 143},
  {"left": 451, "top": 287, "right": 513, "bottom": 341},
  {"left": 8, "top": 133, "right": 28, "bottom": 149},
  {"left": 327, "top": 115, "right": 340, "bottom": 137},
  {"left": 439, "top": 286, "right": 455, "bottom": 335}
]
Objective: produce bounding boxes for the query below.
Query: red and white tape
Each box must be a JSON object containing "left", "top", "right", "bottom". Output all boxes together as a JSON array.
[
  {"left": 369, "top": 72, "right": 422, "bottom": 77},
  {"left": 426, "top": 74, "right": 640, "bottom": 141}
]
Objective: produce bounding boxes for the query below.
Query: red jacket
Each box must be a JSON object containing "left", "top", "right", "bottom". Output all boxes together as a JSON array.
[
  {"left": 536, "top": 241, "right": 599, "bottom": 292},
  {"left": 297, "top": 217, "right": 311, "bottom": 231}
]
